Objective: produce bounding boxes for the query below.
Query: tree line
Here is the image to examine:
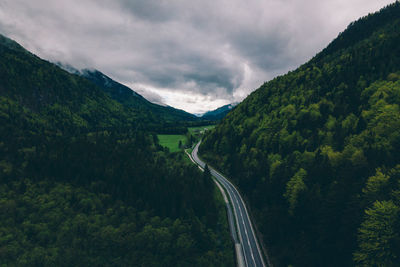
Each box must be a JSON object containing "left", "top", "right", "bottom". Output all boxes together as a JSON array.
[
  {"left": 0, "top": 34, "right": 233, "bottom": 266},
  {"left": 200, "top": 2, "right": 400, "bottom": 266}
]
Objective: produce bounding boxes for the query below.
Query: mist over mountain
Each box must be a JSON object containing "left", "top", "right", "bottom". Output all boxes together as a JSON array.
[
  {"left": 1, "top": 1, "right": 399, "bottom": 266},
  {"left": 200, "top": 103, "right": 238, "bottom": 121},
  {"left": 56, "top": 63, "right": 199, "bottom": 125}
]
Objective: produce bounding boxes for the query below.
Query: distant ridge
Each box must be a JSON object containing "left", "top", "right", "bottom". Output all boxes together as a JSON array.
[
  {"left": 201, "top": 103, "right": 238, "bottom": 121},
  {"left": 57, "top": 63, "right": 198, "bottom": 123}
]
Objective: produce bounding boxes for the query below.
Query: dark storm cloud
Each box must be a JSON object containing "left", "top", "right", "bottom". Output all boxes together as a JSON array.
[{"left": 0, "top": 0, "right": 395, "bottom": 113}]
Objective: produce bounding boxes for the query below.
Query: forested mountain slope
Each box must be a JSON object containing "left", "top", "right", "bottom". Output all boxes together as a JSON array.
[
  {"left": 80, "top": 69, "right": 199, "bottom": 124},
  {"left": 200, "top": 2, "right": 400, "bottom": 266},
  {"left": 0, "top": 34, "right": 233, "bottom": 266},
  {"left": 201, "top": 103, "right": 237, "bottom": 121},
  {"left": 0, "top": 34, "right": 148, "bottom": 132}
]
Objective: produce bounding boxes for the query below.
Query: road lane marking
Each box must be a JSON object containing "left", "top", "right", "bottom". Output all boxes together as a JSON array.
[
  {"left": 233, "top": 189, "right": 256, "bottom": 266},
  {"left": 218, "top": 171, "right": 267, "bottom": 266},
  {"left": 191, "top": 142, "right": 267, "bottom": 267}
]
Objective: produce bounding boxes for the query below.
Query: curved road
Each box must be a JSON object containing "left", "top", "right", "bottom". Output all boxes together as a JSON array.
[{"left": 191, "top": 141, "right": 268, "bottom": 267}]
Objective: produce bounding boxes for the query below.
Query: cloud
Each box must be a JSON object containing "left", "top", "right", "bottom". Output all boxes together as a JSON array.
[
  {"left": 0, "top": 0, "right": 395, "bottom": 113},
  {"left": 130, "top": 84, "right": 165, "bottom": 106}
]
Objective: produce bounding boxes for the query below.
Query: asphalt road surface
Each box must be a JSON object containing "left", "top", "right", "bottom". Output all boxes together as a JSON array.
[{"left": 191, "top": 141, "right": 268, "bottom": 267}]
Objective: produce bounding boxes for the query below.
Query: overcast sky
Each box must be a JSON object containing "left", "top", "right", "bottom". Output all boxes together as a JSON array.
[{"left": 0, "top": 0, "right": 395, "bottom": 113}]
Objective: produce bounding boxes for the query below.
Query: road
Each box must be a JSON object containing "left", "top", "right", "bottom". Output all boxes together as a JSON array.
[{"left": 190, "top": 141, "right": 269, "bottom": 267}]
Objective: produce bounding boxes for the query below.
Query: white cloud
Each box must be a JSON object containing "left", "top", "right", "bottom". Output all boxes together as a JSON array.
[{"left": 0, "top": 0, "right": 395, "bottom": 113}]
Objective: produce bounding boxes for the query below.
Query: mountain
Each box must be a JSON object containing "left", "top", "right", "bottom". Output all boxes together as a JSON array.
[
  {"left": 80, "top": 69, "right": 143, "bottom": 99},
  {"left": 55, "top": 62, "right": 81, "bottom": 75},
  {"left": 79, "top": 69, "right": 199, "bottom": 124},
  {"left": 199, "top": 2, "right": 400, "bottom": 266},
  {"left": 56, "top": 63, "right": 200, "bottom": 132},
  {"left": 0, "top": 34, "right": 233, "bottom": 266},
  {"left": 0, "top": 37, "right": 136, "bottom": 132},
  {"left": 201, "top": 103, "right": 238, "bottom": 121},
  {"left": 0, "top": 34, "right": 29, "bottom": 54}
]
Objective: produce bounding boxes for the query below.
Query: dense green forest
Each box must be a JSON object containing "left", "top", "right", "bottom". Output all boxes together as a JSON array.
[
  {"left": 0, "top": 34, "right": 233, "bottom": 266},
  {"left": 200, "top": 2, "right": 400, "bottom": 266},
  {"left": 79, "top": 69, "right": 209, "bottom": 134}
]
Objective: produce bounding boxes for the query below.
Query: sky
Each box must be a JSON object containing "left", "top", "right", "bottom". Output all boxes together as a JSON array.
[{"left": 0, "top": 0, "right": 395, "bottom": 113}]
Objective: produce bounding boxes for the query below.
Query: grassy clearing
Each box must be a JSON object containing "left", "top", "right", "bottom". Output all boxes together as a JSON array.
[
  {"left": 157, "top": 125, "right": 215, "bottom": 153},
  {"left": 188, "top": 125, "right": 215, "bottom": 134},
  {"left": 157, "top": 134, "right": 187, "bottom": 152},
  {"left": 188, "top": 125, "right": 216, "bottom": 143}
]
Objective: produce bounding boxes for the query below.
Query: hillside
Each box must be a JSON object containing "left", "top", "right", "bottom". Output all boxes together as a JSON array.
[
  {"left": 80, "top": 69, "right": 199, "bottom": 123},
  {"left": 200, "top": 2, "right": 400, "bottom": 266},
  {"left": 201, "top": 103, "right": 237, "bottom": 121},
  {"left": 0, "top": 34, "right": 152, "bottom": 132},
  {"left": 0, "top": 34, "right": 233, "bottom": 266}
]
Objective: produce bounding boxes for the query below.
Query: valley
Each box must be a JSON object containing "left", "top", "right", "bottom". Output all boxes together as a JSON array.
[
  {"left": 0, "top": 34, "right": 234, "bottom": 266},
  {"left": 1, "top": 1, "right": 400, "bottom": 266}
]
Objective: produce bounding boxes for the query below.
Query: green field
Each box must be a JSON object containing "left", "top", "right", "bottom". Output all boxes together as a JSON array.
[
  {"left": 157, "top": 134, "right": 187, "bottom": 152},
  {"left": 157, "top": 125, "right": 215, "bottom": 152},
  {"left": 188, "top": 125, "right": 215, "bottom": 134}
]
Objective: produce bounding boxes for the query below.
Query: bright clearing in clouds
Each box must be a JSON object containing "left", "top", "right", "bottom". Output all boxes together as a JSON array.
[{"left": 0, "top": 0, "right": 395, "bottom": 113}]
